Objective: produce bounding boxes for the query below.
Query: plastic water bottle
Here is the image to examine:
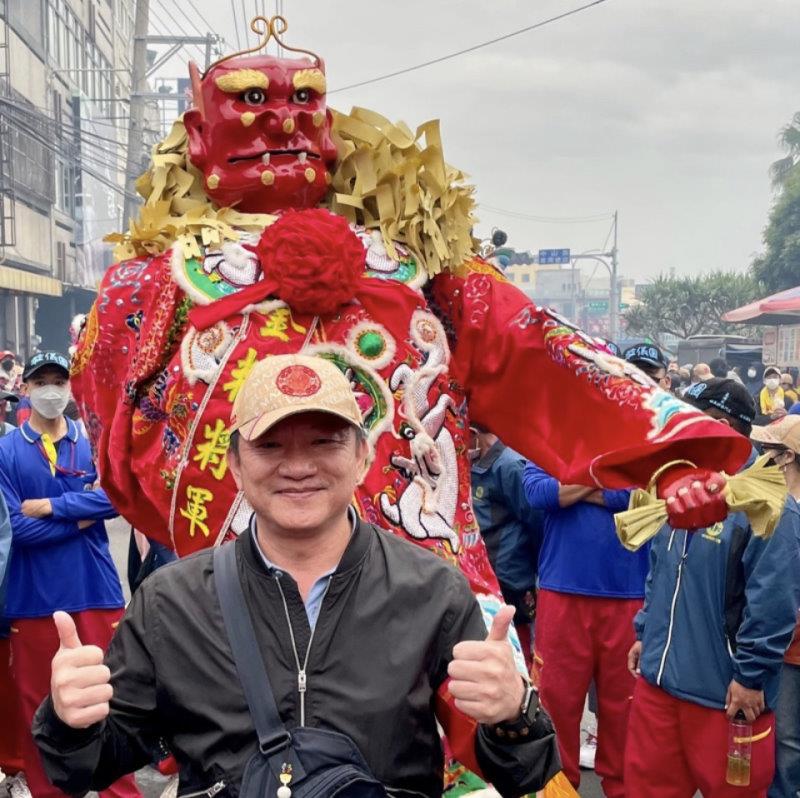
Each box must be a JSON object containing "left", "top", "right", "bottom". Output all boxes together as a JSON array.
[{"left": 726, "top": 711, "right": 751, "bottom": 786}]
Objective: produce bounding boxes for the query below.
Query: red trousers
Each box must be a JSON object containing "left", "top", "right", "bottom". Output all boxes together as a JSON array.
[
  {"left": 0, "top": 636, "right": 24, "bottom": 773},
  {"left": 625, "top": 678, "right": 775, "bottom": 798},
  {"left": 535, "top": 589, "right": 641, "bottom": 798},
  {"left": 10, "top": 609, "right": 141, "bottom": 798}
]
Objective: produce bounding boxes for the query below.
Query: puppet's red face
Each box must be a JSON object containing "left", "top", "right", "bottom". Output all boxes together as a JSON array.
[{"left": 184, "top": 55, "right": 338, "bottom": 213}]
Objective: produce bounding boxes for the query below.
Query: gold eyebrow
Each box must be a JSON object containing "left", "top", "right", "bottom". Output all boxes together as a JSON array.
[
  {"left": 292, "top": 68, "right": 326, "bottom": 95},
  {"left": 214, "top": 69, "right": 270, "bottom": 93}
]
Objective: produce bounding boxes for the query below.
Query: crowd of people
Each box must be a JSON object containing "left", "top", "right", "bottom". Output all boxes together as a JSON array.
[{"left": 0, "top": 341, "right": 798, "bottom": 798}]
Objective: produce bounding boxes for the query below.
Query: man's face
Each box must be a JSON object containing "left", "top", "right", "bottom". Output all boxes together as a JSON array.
[
  {"left": 184, "top": 55, "right": 338, "bottom": 213},
  {"left": 22, "top": 366, "right": 69, "bottom": 395},
  {"left": 229, "top": 411, "right": 368, "bottom": 537}
]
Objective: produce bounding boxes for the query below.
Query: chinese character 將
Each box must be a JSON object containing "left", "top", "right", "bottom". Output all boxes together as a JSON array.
[
  {"left": 193, "top": 418, "right": 230, "bottom": 480},
  {"left": 223, "top": 347, "right": 258, "bottom": 403}
]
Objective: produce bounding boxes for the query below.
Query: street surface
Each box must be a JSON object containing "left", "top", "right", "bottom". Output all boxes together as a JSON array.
[{"left": 105, "top": 517, "right": 605, "bottom": 797}]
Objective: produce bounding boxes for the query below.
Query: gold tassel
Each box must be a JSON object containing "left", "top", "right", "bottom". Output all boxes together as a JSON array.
[{"left": 615, "top": 455, "right": 788, "bottom": 551}]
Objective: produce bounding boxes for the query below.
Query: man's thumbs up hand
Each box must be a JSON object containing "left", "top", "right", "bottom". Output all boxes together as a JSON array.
[
  {"left": 447, "top": 604, "right": 526, "bottom": 725},
  {"left": 51, "top": 611, "right": 112, "bottom": 729},
  {"left": 54, "top": 610, "right": 82, "bottom": 649},
  {"left": 487, "top": 604, "right": 516, "bottom": 642}
]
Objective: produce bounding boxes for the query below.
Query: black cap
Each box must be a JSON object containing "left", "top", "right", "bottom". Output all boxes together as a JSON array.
[
  {"left": 623, "top": 343, "right": 667, "bottom": 370},
  {"left": 683, "top": 378, "right": 756, "bottom": 425},
  {"left": 0, "top": 390, "right": 18, "bottom": 403},
  {"left": 23, "top": 351, "right": 70, "bottom": 381}
]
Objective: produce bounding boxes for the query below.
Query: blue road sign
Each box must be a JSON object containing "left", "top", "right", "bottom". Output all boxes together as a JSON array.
[{"left": 538, "top": 248, "right": 571, "bottom": 264}]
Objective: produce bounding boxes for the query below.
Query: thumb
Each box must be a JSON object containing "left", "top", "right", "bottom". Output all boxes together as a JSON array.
[
  {"left": 54, "top": 611, "right": 81, "bottom": 650},
  {"left": 487, "top": 605, "right": 515, "bottom": 642}
]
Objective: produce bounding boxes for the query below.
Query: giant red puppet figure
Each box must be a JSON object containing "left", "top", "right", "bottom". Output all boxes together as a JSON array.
[{"left": 72, "top": 15, "right": 749, "bottom": 795}]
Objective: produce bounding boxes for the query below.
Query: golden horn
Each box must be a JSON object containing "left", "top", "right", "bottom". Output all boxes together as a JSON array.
[{"left": 203, "top": 15, "right": 320, "bottom": 77}]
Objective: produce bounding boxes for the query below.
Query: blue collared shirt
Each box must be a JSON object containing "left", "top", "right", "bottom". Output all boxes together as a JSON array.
[
  {"left": 250, "top": 508, "right": 356, "bottom": 629},
  {"left": 0, "top": 418, "right": 122, "bottom": 619}
]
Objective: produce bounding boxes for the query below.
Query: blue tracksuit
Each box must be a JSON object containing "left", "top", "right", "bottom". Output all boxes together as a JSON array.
[
  {"left": 0, "top": 419, "right": 124, "bottom": 619},
  {"left": 635, "top": 497, "right": 800, "bottom": 712},
  {"left": 523, "top": 462, "right": 648, "bottom": 598},
  {"left": 471, "top": 441, "right": 542, "bottom": 600}
]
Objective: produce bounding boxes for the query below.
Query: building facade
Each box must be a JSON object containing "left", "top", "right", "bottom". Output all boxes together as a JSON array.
[{"left": 0, "top": 0, "right": 153, "bottom": 357}]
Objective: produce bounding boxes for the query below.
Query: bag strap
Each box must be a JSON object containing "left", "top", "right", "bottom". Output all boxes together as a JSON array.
[{"left": 214, "top": 542, "right": 292, "bottom": 755}]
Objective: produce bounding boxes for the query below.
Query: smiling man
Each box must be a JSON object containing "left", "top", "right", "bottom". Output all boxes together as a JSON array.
[{"left": 33, "top": 354, "right": 559, "bottom": 798}]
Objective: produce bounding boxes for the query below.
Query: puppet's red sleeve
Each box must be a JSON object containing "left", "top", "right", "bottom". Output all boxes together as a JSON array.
[{"left": 431, "top": 263, "right": 750, "bottom": 488}]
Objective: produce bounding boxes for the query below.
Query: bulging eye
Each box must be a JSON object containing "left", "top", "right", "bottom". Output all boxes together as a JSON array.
[
  {"left": 242, "top": 88, "right": 267, "bottom": 105},
  {"left": 292, "top": 88, "right": 311, "bottom": 105}
]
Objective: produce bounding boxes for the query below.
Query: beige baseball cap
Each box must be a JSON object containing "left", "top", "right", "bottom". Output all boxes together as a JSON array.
[
  {"left": 750, "top": 414, "right": 800, "bottom": 454},
  {"left": 230, "top": 353, "right": 364, "bottom": 441}
]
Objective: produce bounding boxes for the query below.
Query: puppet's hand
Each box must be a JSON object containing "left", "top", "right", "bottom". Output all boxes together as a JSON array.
[{"left": 657, "top": 465, "right": 727, "bottom": 530}]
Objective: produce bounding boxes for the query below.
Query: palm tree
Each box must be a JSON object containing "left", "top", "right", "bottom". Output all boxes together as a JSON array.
[{"left": 770, "top": 111, "right": 800, "bottom": 189}]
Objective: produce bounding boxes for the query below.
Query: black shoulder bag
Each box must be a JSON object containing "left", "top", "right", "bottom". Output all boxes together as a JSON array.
[{"left": 213, "top": 543, "right": 386, "bottom": 798}]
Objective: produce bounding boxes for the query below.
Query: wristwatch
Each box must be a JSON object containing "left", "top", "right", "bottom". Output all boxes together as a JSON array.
[{"left": 489, "top": 674, "right": 541, "bottom": 740}]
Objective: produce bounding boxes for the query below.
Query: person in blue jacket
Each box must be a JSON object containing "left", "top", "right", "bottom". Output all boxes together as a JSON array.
[
  {"left": 522, "top": 459, "right": 645, "bottom": 798},
  {"left": 470, "top": 426, "right": 542, "bottom": 666},
  {"left": 625, "top": 378, "right": 800, "bottom": 798},
  {"left": 0, "top": 351, "right": 140, "bottom": 798}
]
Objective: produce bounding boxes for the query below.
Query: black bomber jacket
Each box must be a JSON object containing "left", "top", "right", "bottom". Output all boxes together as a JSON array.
[{"left": 33, "top": 519, "right": 559, "bottom": 797}]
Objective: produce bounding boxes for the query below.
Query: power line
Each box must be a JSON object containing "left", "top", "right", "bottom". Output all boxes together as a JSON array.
[
  {"left": 230, "top": 0, "right": 242, "bottom": 49},
  {"left": 481, "top": 204, "right": 612, "bottom": 224},
  {"left": 240, "top": 0, "right": 250, "bottom": 46},
  {"left": 3, "top": 112, "right": 138, "bottom": 200},
  {"left": 329, "top": 0, "right": 610, "bottom": 94},
  {"left": 185, "top": 0, "right": 217, "bottom": 34},
  {"left": 0, "top": 97, "right": 124, "bottom": 154},
  {"left": 151, "top": 0, "right": 206, "bottom": 65}
]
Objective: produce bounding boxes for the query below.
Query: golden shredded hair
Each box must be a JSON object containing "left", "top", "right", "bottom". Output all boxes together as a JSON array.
[{"left": 107, "top": 106, "right": 477, "bottom": 275}]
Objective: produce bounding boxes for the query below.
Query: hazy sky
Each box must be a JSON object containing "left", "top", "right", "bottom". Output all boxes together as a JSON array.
[{"left": 152, "top": 0, "right": 798, "bottom": 283}]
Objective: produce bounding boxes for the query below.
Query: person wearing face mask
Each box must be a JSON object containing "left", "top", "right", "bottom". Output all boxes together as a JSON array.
[
  {"left": 0, "top": 352, "right": 140, "bottom": 798},
  {"left": 756, "top": 366, "right": 794, "bottom": 425},
  {"left": 750, "top": 415, "right": 800, "bottom": 798}
]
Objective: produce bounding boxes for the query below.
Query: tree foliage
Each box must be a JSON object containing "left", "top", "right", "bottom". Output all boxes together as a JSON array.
[
  {"left": 623, "top": 271, "right": 760, "bottom": 342},
  {"left": 751, "top": 169, "right": 800, "bottom": 294},
  {"left": 769, "top": 111, "right": 800, "bottom": 189}
]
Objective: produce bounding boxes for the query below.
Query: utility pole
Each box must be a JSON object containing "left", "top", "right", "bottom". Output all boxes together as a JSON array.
[
  {"left": 123, "top": 0, "right": 150, "bottom": 225},
  {"left": 609, "top": 210, "right": 619, "bottom": 342}
]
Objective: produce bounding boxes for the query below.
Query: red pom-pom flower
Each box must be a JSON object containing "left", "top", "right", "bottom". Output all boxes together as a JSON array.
[
  {"left": 188, "top": 208, "right": 423, "bottom": 346},
  {"left": 256, "top": 209, "right": 366, "bottom": 316}
]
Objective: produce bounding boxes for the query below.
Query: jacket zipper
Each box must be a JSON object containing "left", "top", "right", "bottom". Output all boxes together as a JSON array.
[
  {"left": 657, "top": 531, "right": 688, "bottom": 685},
  {"left": 274, "top": 575, "right": 332, "bottom": 727},
  {"left": 179, "top": 781, "right": 225, "bottom": 798}
]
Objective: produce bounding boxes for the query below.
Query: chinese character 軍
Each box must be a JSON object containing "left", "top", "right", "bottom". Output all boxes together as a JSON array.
[{"left": 179, "top": 485, "right": 214, "bottom": 538}]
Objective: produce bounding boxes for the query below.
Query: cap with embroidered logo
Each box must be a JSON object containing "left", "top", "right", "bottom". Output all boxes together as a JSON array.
[
  {"left": 623, "top": 343, "right": 667, "bottom": 371},
  {"left": 22, "top": 351, "right": 70, "bottom": 381},
  {"left": 230, "top": 353, "right": 364, "bottom": 441},
  {"left": 683, "top": 377, "right": 756, "bottom": 425}
]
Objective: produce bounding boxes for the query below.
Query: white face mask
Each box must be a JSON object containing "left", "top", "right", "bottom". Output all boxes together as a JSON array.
[
  {"left": 29, "top": 385, "right": 71, "bottom": 419},
  {"left": 765, "top": 377, "right": 781, "bottom": 391}
]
